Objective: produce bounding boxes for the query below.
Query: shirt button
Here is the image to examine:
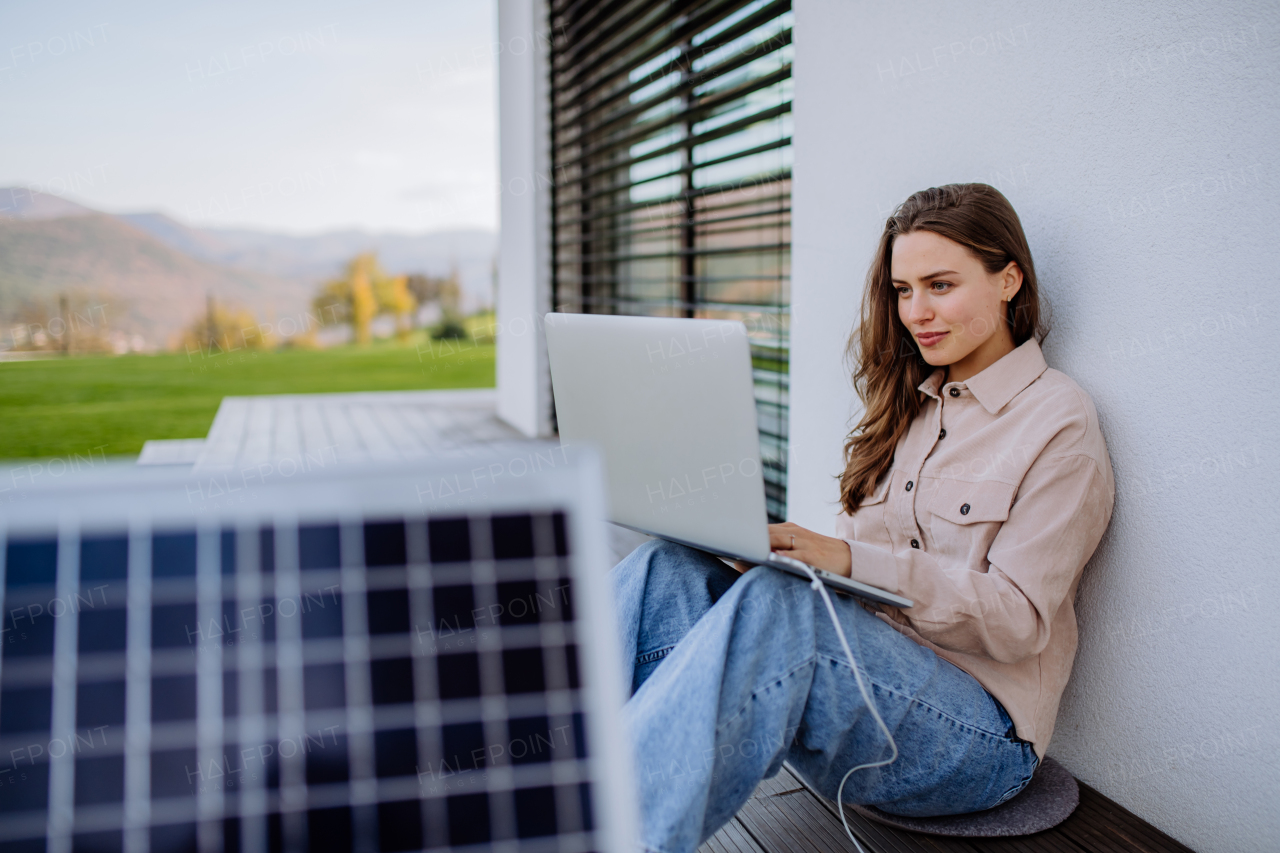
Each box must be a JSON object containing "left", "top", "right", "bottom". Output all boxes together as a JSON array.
[
  {"left": 905, "top": 481, "right": 914, "bottom": 491},
  {"left": 939, "top": 428, "right": 947, "bottom": 439},
  {"left": 910, "top": 539, "right": 920, "bottom": 549},
  {"left": 949, "top": 387, "right": 960, "bottom": 398},
  {"left": 960, "top": 503, "right": 971, "bottom": 515}
]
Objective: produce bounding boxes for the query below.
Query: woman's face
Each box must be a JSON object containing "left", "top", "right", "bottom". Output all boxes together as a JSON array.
[{"left": 890, "top": 230, "right": 1023, "bottom": 383}]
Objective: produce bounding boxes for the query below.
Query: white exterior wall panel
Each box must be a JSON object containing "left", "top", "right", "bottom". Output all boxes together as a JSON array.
[{"left": 787, "top": 3, "right": 1279, "bottom": 851}]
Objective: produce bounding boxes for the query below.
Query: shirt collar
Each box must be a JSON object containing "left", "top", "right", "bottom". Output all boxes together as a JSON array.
[{"left": 917, "top": 339, "right": 1048, "bottom": 415}]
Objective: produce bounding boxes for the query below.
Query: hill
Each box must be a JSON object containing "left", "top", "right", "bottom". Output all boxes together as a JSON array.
[
  {"left": 0, "top": 213, "right": 311, "bottom": 347},
  {"left": 0, "top": 190, "right": 497, "bottom": 349},
  {"left": 119, "top": 213, "right": 496, "bottom": 306},
  {"left": 0, "top": 187, "right": 97, "bottom": 220}
]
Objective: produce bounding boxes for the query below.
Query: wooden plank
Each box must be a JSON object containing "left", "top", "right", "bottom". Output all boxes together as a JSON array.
[
  {"left": 1057, "top": 784, "right": 1196, "bottom": 853},
  {"left": 298, "top": 400, "right": 333, "bottom": 462},
  {"left": 734, "top": 768, "right": 871, "bottom": 853},
  {"left": 273, "top": 398, "right": 301, "bottom": 461},
  {"left": 956, "top": 830, "right": 1083, "bottom": 853},
  {"left": 188, "top": 390, "right": 513, "bottom": 472},
  {"left": 422, "top": 404, "right": 459, "bottom": 441},
  {"left": 348, "top": 404, "right": 398, "bottom": 461},
  {"left": 700, "top": 817, "right": 768, "bottom": 853},
  {"left": 319, "top": 403, "right": 364, "bottom": 465},
  {"left": 195, "top": 398, "right": 249, "bottom": 469},
  {"left": 240, "top": 397, "right": 274, "bottom": 463},
  {"left": 137, "top": 439, "right": 205, "bottom": 466},
  {"left": 369, "top": 404, "right": 427, "bottom": 456},
  {"left": 782, "top": 765, "right": 984, "bottom": 853},
  {"left": 398, "top": 406, "right": 443, "bottom": 447}
]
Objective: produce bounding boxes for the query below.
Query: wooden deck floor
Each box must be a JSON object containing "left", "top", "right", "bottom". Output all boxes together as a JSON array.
[
  {"left": 699, "top": 765, "right": 1196, "bottom": 853},
  {"left": 191, "top": 388, "right": 522, "bottom": 471}
]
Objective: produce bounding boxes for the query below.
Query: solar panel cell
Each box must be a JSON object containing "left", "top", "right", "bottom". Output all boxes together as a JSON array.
[
  {"left": 150, "top": 604, "right": 196, "bottom": 649},
  {"left": 375, "top": 799, "right": 422, "bottom": 852},
  {"left": 149, "top": 747, "right": 197, "bottom": 799},
  {"left": 151, "top": 532, "right": 196, "bottom": 578},
  {"left": 4, "top": 539, "right": 57, "bottom": 588},
  {"left": 307, "top": 805, "right": 352, "bottom": 852},
  {"left": 369, "top": 658, "right": 414, "bottom": 706},
  {"left": 426, "top": 518, "right": 470, "bottom": 564},
  {"left": 79, "top": 537, "right": 128, "bottom": 583},
  {"left": 514, "top": 784, "right": 558, "bottom": 837},
  {"left": 150, "top": 674, "right": 197, "bottom": 722},
  {"left": 78, "top": 609, "right": 126, "bottom": 653},
  {"left": 71, "top": 828, "right": 122, "bottom": 852},
  {"left": 303, "top": 733, "right": 349, "bottom": 785},
  {"left": 372, "top": 729, "right": 416, "bottom": 779},
  {"left": 74, "top": 755, "right": 123, "bottom": 805},
  {"left": 436, "top": 652, "right": 482, "bottom": 700},
  {"left": 302, "top": 664, "right": 345, "bottom": 710},
  {"left": 445, "top": 791, "right": 490, "bottom": 845},
  {"left": 502, "top": 648, "right": 546, "bottom": 695},
  {"left": 365, "top": 589, "right": 410, "bottom": 636},
  {"left": 149, "top": 821, "right": 196, "bottom": 853},
  {"left": 75, "top": 681, "right": 124, "bottom": 729},
  {"left": 491, "top": 515, "right": 535, "bottom": 560},
  {"left": 299, "top": 525, "right": 340, "bottom": 571},
  {"left": 362, "top": 522, "right": 406, "bottom": 568}
]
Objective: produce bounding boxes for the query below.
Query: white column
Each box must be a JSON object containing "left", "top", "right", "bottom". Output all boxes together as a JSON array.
[{"left": 495, "top": 0, "right": 554, "bottom": 437}]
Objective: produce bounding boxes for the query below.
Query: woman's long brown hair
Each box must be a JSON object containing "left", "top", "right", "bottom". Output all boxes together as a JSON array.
[{"left": 839, "top": 183, "right": 1047, "bottom": 514}]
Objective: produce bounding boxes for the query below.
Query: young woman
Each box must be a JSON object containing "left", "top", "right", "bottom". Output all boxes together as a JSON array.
[{"left": 612, "top": 183, "right": 1114, "bottom": 853}]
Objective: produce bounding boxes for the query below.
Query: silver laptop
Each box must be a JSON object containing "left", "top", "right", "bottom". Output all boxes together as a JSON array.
[
  {"left": 544, "top": 313, "right": 912, "bottom": 610},
  {"left": 0, "top": 448, "right": 636, "bottom": 852}
]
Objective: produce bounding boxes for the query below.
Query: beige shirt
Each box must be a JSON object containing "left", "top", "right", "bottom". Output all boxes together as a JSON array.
[{"left": 836, "top": 339, "right": 1114, "bottom": 758}]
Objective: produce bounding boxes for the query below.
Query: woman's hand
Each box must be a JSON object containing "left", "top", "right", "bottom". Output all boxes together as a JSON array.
[{"left": 766, "top": 522, "right": 854, "bottom": 577}]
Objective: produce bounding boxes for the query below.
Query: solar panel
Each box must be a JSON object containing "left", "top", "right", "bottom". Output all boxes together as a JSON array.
[{"left": 0, "top": 448, "right": 635, "bottom": 853}]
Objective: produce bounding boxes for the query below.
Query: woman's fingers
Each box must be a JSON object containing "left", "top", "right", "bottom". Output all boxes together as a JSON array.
[
  {"left": 764, "top": 525, "right": 854, "bottom": 577},
  {"left": 767, "top": 522, "right": 804, "bottom": 551}
]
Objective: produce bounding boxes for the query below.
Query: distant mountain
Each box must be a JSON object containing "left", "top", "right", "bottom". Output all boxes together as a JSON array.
[
  {"left": 0, "top": 212, "right": 311, "bottom": 346},
  {"left": 117, "top": 214, "right": 496, "bottom": 307},
  {"left": 0, "top": 190, "right": 497, "bottom": 348},
  {"left": 0, "top": 188, "right": 97, "bottom": 220}
]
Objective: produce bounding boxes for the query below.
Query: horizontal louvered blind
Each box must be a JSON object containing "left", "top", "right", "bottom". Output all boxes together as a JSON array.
[{"left": 549, "top": 0, "right": 792, "bottom": 521}]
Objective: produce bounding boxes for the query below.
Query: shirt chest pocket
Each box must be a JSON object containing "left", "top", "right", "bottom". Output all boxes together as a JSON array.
[
  {"left": 921, "top": 478, "right": 1018, "bottom": 553},
  {"left": 849, "top": 473, "right": 893, "bottom": 544}
]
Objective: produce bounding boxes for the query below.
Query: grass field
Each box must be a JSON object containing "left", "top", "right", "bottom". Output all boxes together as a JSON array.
[{"left": 0, "top": 334, "right": 494, "bottom": 459}]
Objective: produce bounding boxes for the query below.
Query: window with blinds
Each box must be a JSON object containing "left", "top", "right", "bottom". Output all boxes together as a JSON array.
[{"left": 548, "top": 0, "right": 792, "bottom": 521}]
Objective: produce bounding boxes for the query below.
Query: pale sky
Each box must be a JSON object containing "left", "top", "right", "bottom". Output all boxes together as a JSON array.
[{"left": 0, "top": 0, "right": 498, "bottom": 233}]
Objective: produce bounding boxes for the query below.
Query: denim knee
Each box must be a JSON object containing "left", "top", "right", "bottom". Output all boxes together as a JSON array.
[
  {"left": 719, "top": 566, "right": 810, "bottom": 622},
  {"left": 634, "top": 538, "right": 719, "bottom": 575},
  {"left": 624, "top": 539, "right": 738, "bottom": 602},
  {"left": 641, "top": 537, "right": 696, "bottom": 562}
]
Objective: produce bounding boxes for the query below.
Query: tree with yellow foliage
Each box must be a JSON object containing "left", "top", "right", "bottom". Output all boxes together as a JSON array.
[
  {"left": 377, "top": 274, "right": 416, "bottom": 341},
  {"left": 180, "top": 295, "right": 272, "bottom": 356},
  {"left": 312, "top": 253, "right": 417, "bottom": 346},
  {"left": 350, "top": 255, "right": 377, "bottom": 345}
]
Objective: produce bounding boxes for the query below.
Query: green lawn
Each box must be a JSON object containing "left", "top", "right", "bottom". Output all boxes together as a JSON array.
[{"left": 0, "top": 335, "right": 494, "bottom": 459}]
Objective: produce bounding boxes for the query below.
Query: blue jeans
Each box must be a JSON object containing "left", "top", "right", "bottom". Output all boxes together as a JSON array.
[{"left": 614, "top": 540, "right": 1039, "bottom": 853}]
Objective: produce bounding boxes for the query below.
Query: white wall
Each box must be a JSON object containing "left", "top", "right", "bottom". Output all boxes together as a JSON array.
[
  {"left": 788, "top": 2, "right": 1279, "bottom": 850},
  {"left": 496, "top": 0, "right": 554, "bottom": 437}
]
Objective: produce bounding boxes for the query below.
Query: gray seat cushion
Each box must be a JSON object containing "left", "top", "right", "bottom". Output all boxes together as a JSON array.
[{"left": 849, "top": 756, "right": 1079, "bottom": 837}]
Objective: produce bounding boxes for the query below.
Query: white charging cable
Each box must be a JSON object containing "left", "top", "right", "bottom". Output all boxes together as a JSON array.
[{"left": 791, "top": 562, "right": 900, "bottom": 853}]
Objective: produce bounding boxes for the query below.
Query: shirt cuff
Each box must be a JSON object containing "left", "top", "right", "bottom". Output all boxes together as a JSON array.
[{"left": 842, "top": 539, "right": 903, "bottom": 595}]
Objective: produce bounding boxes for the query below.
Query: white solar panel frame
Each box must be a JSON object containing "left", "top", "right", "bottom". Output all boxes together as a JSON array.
[{"left": 0, "top": 447, "right": 635, "bottom": 853}]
